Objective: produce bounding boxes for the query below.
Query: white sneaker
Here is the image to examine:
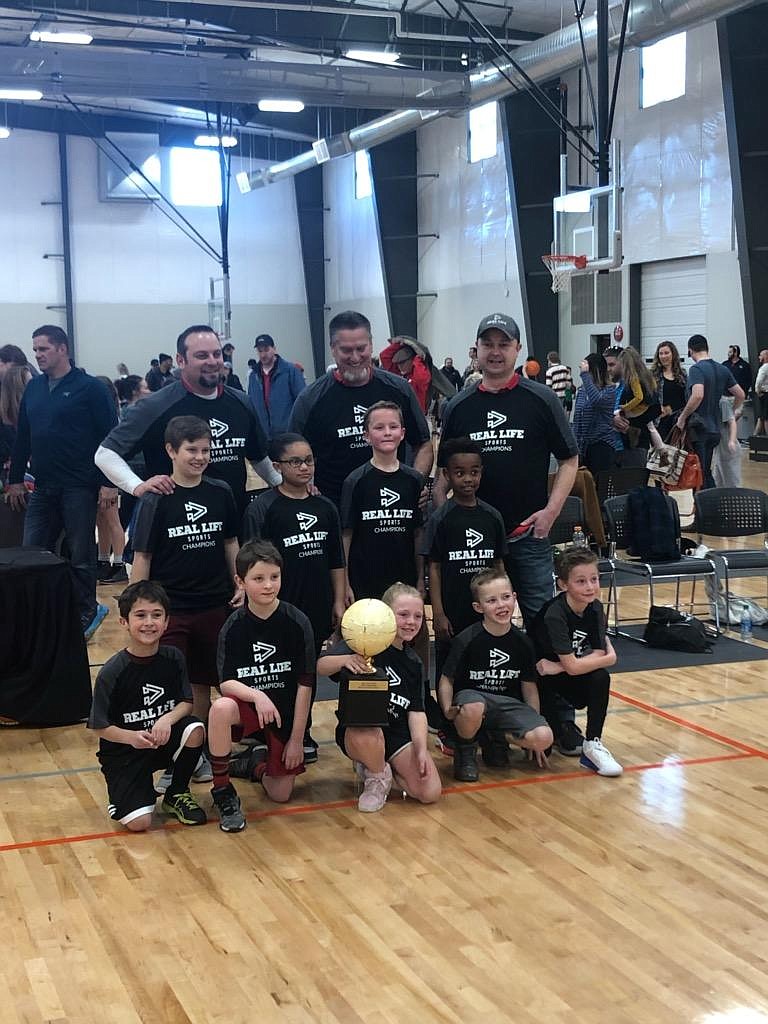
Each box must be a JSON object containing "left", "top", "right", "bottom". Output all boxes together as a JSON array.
[
  {"left": 358, "top": 763, "right": 393, "bottom": 812},
  {"left": 580, "top": 738, "right": 623, "bottom": 777}
]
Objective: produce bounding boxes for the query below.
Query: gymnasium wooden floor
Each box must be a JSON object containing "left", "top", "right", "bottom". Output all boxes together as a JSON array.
[{"left": 3, "top": 456, "right": 768, "bottom": 1024}]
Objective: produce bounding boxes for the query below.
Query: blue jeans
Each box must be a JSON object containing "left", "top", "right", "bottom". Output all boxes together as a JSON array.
[
  {"left": 23, "top": 486, "right": 98, "bottom": 628},
  {"left": 691, "top": 431, "right": 720, "bottom": 491},
  {"left": 503, "top": 533, "right": 555, "bottom": 627}
]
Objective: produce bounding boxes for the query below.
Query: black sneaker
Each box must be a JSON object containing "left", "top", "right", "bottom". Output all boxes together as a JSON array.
[
  {"left": 229, "top": 744, "right": 267, "bottom": 780},
  {"left": 161, "top": 790, "right": 207, "bottom": 826},
  {"left": 303, "top": 732, "right": 319, "bottom": 765},
  {"left": 480, "top": 730, "right": 510, "bottom": 768},
  {"left": 557, "top": 720, "right": 585, "bottom": 757},
  {"left": 108, "top": 563, "right": 128, "bottom": 583},
  {"left": 453, "top": 741, "right": 479, "bottom": 782},
  {"left": 211, "top": 782, "right": 246, "bottom": 832},
  {"left": 96, "top": 562, "right": 113, "bottom": 583}
]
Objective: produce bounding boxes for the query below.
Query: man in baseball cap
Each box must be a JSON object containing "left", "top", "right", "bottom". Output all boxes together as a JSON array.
[
  {"left": 476, "top": 313, "right": 520, "bottom": 340},
  {"left": 248, "top": 332, "right": 306, "bottom": 439}
]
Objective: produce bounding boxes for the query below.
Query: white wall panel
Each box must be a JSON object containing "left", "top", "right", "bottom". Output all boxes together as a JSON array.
[
  {"left": 640, "top": 257, "right": 706, "bottom": 358},
  {"left": 417, "top": 113, "right": 526, "bottom": 366}
]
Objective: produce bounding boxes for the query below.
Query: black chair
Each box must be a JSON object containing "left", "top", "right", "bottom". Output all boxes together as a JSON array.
[
  {"left": 694, "top": 487, "right": 768, "bottom": 627},
  {"left": 603, "top": 492, "right": 720, "bottom": 636},
  {"left": 594, "top": 466, "right": 649, "bottom": 505}
]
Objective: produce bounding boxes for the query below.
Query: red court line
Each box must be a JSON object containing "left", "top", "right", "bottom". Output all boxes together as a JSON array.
[
  {"left": 0, "top": 750, "right": 753, "bottom": 855},
  {"left": 610, "top": 688, "right": 768, "bottom": 759}
]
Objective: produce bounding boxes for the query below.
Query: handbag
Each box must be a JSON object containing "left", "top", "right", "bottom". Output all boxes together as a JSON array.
[
  {"left": 646, "top": 443, "right": 686, "bottom": 482},
  {"left": 643, "top": 605, "right": 715, "bottom": 653},
  {"left": 657, "top": 426, "right": 703, "bottom": 492}
]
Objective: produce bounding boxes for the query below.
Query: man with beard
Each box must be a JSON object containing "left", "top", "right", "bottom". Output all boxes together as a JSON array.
[{"left": 289, "top": 311, "right": 433, "bottom": 507}]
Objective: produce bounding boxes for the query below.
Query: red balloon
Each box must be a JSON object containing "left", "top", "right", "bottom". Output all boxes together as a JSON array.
[{"left": 613, "top": 323, "right": 624, "bottom": 342}]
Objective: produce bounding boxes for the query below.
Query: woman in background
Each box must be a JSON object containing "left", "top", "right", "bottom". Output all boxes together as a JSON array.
[
  {"left": 572, "top": 353, "right": 619, "bottom": 474},
  {"left": 0, "top": 364, "right": 32, "bottom": 472},
  {"left": 651, "top": 340, "right": 687, "bottom": 439}
]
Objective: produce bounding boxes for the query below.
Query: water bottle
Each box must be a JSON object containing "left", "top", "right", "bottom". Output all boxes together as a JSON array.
[
  {"left": 740, "top": 605, "right": 753, "bottom": 642},
  {"left": 571, "top": 525, "right": 586, "bottom": 548}
]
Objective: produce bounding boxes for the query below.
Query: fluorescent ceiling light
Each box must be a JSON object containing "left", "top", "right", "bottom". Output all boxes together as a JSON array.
[
  {"left": 236, "top": 171, "right": 252, "bottom": 194},
  {"left": 194, "top": 134, "right": 237, "bottom": 148},
  {"left": 30, "top": 30, "right": 93, "bottom": 44},
  {"left": 257, "top": 99, "right": 305, "bottom": 113},
  {"left": 0, "top": 127, "right": 10, "bottom": 140},
  {"left": 553, "top": 191, "right": 592, "bottom": 214},
  {"left": 344, "top": 49, "right": 400, "bottom": 64},
  {"left": 0, "top": 88, "right": 43, "bottom": 100}
]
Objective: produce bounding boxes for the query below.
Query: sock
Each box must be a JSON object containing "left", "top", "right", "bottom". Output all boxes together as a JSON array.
[
  {"left": 98, "top": 556, "right": 110, "bottom": 565},
  {"left": 165, "top": 742, "right": 200, "bottom": 797},
  {"left": 113, "top": 555, "right": 123, "bottom": 565},
  {"left": 210, "top": 753, "right": 230, "bottom": 791}
]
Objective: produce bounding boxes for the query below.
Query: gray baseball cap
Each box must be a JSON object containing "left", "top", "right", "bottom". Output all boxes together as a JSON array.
[{"left": 476, "top": 313, "right": 520, "bottom": 341}]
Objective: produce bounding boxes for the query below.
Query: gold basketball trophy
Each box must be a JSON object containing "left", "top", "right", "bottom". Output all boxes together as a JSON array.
[{"left": 339, "top": 599, "right": 397, "bottom": 727}]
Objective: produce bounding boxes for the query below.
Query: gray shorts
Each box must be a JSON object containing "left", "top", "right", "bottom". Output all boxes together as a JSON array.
[{"left": 454, "top": 689, "right": 547, "bottom": 739}]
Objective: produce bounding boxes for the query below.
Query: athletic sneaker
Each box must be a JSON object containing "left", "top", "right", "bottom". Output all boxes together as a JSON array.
[
  {"left": 557, "top": 720, "right": 585, "bottom": 757},
  {"left": 84, "top": 603, "right": 109, "bottom": 640},
  {"left": 435, "top": 730, "right": 454, "bottom": 757},
  {"left": 480, "top": 730, "right": 510, "bottom": 768},
  {"left": 358, "top": 763, "right": 393, "bottom": 813},
  {"left": 303, "top": 734, "right": 319, "bottom": 765},
  {"left": 192, "top": 753, "right": 213, "bottom": 783},
  {"left": 108, "top": 563, "right": 128, "bottom": 583},
  {"left": 96, "top": 561, "right": 113, "bottom": 583},
  {"left": 229, "top": 744, "right": 267, "bottom": 780},
  {"left": 161, "top": 790, "right": 207, "bottom": 826},
  {"left": 453, "top": 741, "right": 479, "bottom": 782},
  {"left": 580, "top": 738, "right": 623, "bottom": 777},
  {"left": 211, "top": 782, "right": 246, "bottom": 832}
]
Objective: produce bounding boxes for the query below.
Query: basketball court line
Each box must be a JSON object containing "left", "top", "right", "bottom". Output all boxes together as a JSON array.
[
  {"left": 610, "top": 689, "right": 768, "bottom": 758},
  {"left": 0, "top": 749, "right": 754, "bottom": 855}
]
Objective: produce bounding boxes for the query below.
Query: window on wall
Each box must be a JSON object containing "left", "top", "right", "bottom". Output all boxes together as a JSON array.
[
  {"left": 468, "top": 101, "right": 498, "bottom": 163},
  {"left": 640, "top": 32, "right": 686, "bottom": 108},
  {"left": 169, "top": 147, "right": 222, "bottom": 206},
  {"left": 355, "top": 149, "right": 372, "bottom": 199}
]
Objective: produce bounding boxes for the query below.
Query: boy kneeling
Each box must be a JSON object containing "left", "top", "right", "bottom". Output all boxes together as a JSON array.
[
  {"left": 88, "top": 581, "right": 207, "bottom": 831},
  {"left": 438, "top": 569, "right": 552, "bottom": 781},
  {"left": 529, "top": 549, "right": 622, "bottom": 777},
  {"left": 208, "top": 541, "right": 315, "bottom": 833}
]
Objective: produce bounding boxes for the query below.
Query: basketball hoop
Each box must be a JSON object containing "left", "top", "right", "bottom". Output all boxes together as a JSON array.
[{"left": 541, "top": 254, "right": 588, "bottom": 293}]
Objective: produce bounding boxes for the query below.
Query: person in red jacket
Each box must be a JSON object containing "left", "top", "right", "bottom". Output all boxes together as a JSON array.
[{"left": 380, "top": 337, "right": 432, "bottom": 413}]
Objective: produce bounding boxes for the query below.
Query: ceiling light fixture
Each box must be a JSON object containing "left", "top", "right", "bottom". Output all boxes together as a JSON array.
[
  {"left": 194, "top": 134, "right": 237, "bottom": 148},
  {"left": 0, "top": 127, "right": 10, "bottom": 140},
  {"left": 257, "top": 99, "right": 305, "bottom": 113},
  {"left": 344, "top": 49, "right": 400, "bottom": 65},
  {"left": 29, "top": 30, "right": 93, "bottom": 45},
  {"left": 0, "top": 88, "right": 43, "bottom": 100}
]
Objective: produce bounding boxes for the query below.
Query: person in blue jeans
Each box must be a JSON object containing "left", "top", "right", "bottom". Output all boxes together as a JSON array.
[
  {"left": 7, "top": 326, "right": 118, "bottom": 637},
  {"left": 677, "top": 334, "right": 744, "bottom": 490}
]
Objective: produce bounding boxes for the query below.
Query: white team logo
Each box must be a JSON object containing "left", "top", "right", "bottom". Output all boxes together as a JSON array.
[
  {"left": 489, "top": 648, "right": 509, "bottom": 669},
  {"left": 209, "top": 418, "right": 229, "bottom": 438},
  {"left": 296, "top": 512, "right": 318, "bottom": 531},
  {"left": 380, "top": 487, "right": 400, "bottom": 507},
  {"left": 385, "top": 666, "right": 401, "bottom": 687},
  {"left": 353, "top": 405, "right": 368, "bottom": 416},
  {"left": 465, "top": 528, "right": 484, "bottom": 548},
  {"left": 185, "top": 501, "right": 207, "bottom": 523},
  {"left": 252, "top": 642, "right": 277, "bottom": 663},
  {"left": 487, "top": 410, "right": 507, "bottom": 430},
  {"left": 142, "top": 683, "right": 165, "bottom": 707}
]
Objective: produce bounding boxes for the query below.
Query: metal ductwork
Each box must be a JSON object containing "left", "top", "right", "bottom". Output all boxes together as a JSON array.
[{"left": 239, "top": 0, "right": 761, "bottom": 191}]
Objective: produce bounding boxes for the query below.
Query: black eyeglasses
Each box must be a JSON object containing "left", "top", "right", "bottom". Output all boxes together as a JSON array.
[{"left": 276, "top": 456, "right": 315, "bottom": 468}]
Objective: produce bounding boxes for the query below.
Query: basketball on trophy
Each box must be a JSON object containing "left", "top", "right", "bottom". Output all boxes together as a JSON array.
[{"left": 341, "top": 599, "right": 397, "bottom": 662}]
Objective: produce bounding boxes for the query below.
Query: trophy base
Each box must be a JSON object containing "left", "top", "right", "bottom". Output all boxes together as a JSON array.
[{"left": 340, "top": 670, "right": 390, "bottom": 728}]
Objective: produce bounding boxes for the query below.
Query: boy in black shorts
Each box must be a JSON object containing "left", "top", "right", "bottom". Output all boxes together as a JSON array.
[
  {"left": 207, "top": 541, "right": 316, "bottom": 832},
  {"left": 529, "top": 549, "right": 622, "bottom": 777},
  {"left": 438, "top": 568, "right": 552, "bottom": 782},
  {"left": 131, "top": 415, "right": 241, "bottom": 785},
  {"left": 88, "top": 581, "right": 207, "bottom": 830}
]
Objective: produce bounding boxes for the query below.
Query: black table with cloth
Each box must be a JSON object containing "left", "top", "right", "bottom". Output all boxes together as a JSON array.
[{"left": 0, "top": 547, "right": 92, "bottom": 725}]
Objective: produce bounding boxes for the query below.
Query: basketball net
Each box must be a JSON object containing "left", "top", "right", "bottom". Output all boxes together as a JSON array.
[{"left": 541, "top": 254, "right": 588, "bottom": 293}]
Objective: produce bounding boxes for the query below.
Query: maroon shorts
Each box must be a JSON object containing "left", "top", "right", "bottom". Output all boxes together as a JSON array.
[
  {"left": 232, "top": 698, "right": 305, "bottom": 778},
  {"left": 164, "top": 606, "right": 230, "bottom": 687}
]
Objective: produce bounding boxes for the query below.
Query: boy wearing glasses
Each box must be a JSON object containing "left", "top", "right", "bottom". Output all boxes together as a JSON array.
[{"left": 242, "top": 433, "right": 346, "bottom": 762}]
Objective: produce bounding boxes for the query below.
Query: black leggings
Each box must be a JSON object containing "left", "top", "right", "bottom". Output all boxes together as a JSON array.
[{"left": 540, "top": 668, "right": 610, "bottom": 740}]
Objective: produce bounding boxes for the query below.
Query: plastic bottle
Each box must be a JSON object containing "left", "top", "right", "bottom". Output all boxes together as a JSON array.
[
  {"left": 740, "top": 605, "right": 753, "bottom": 642},
  {"left": 571, "top": 525, "right": 586, "bottom": 548}
]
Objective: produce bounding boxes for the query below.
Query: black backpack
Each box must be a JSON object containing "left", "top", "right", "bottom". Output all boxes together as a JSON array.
[
  {"left": 626, "top": 485, "right": 679, "bottom": 562},
  {"left": 643, "top": 605, "right": 714, "bottom": 653}
]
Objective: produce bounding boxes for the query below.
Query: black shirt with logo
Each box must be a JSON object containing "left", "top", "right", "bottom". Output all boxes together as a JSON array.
[
  {"left": 529, "top": 592, "right": 607, "bottom": 662},
  {"left": 88, "top": 646, "right": 191, "bottom": 756},
  {"left": 290, "top": 369, "right": 431, "bottom": 507},
  {"left": 100, "top": 381, "right": 268, "bottom": 513},
  {"left": 421, "top": 499, "right": 507, "bottom": 633},
  {"left": 242, "top": 489, "right": 345, "bottom": 649},
  {"left": 217, "top": 602, "right": 315, "bottom": 739},
  {"left": 132, "top": 478, "right": 240, "bottom": 612},
  {"left": 442, "top": 621, "right": 535, "bottom": 700},
  {"left": 340, "top": 462, "right": 423, "bottom": 599},
  {"left": 326, "top": 640, "right": 425, "bottom": 748},
  {"left": 439, "top": 378, "right": 577, "bottom": 531}
]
